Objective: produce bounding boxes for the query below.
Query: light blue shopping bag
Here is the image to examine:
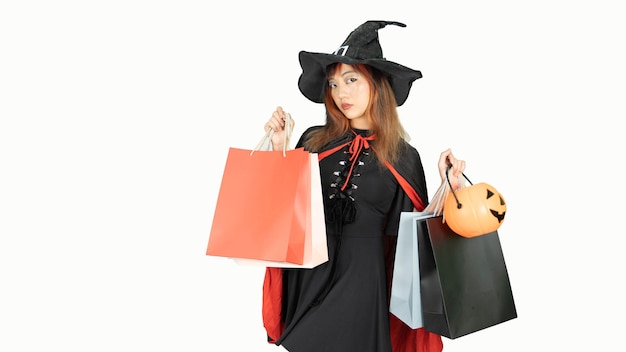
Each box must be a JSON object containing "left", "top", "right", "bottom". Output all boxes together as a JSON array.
[
  {"left": 389, "top": 182, "right": 449, "bottom": 329},
  {"left": 389, "top": 211, "right": 433, "bottom": 328}
]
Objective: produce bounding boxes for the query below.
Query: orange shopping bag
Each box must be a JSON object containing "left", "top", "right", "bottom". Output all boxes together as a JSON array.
[
  {"left": 234, "top": 152, "right": 328, "bottom": 268},
  {"left": 207, "top": 146, "right": 310, "bottom": 264},
  {"left": 207, "top": 114, "right": 328, "bottom": 267}
]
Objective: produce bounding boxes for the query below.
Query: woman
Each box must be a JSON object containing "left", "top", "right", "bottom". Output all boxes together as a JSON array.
[{"left": 262, "top": 21, "right": 465, "bottom": 352}]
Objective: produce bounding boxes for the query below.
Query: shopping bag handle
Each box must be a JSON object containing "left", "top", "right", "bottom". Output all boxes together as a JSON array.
[
  {"left": 251, "top": 113, "right": 293, "bottom": 157},
  {"left": 445, "top": 167, "right": 473, "bottom": 209}
]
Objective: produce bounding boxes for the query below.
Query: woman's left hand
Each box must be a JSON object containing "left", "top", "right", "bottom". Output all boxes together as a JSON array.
[{"left": 438, "top": 148, "right": 466, "bottom": 189}]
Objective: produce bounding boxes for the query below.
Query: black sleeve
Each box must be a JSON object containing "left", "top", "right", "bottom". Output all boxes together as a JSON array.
[
  {"left": 394, "top": 143, "right": 428, "bottom": 205},
  {"left": 295, "top": 126, "right": 324, "bottom": 149},
  {"left": 383, "top": 142, "right": 429, "bottom": 236}
]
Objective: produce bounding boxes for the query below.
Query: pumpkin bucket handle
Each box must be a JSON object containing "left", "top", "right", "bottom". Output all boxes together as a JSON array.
[{"left": 445, "top": 167, "right": 473, "bottom": 210}]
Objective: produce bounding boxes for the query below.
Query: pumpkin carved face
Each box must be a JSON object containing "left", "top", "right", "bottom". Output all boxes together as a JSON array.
[{"left": 443, "top": 182, "right": 506, "bottom": 238}]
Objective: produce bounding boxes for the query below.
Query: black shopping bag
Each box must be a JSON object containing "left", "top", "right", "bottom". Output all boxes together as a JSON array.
[{"left": 418, "top": 216, "right": 517, "bottom": 339}]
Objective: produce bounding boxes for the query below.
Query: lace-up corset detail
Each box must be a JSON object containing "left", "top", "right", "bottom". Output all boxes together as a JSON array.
[{"left": 322, "top": 131, "right": 375, "bottom": 229}]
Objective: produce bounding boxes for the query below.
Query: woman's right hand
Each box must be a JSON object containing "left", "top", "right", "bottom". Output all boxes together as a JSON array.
[
  {"left": 438, "top": 148, "right": 466, "bottom": 190},
  {"left": 264, "top": 106, "right": 294, "bottom": 151}
]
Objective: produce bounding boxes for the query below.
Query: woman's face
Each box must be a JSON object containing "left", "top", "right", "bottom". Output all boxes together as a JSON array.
[{"left": 328, "top": 63, "right": 371, "bottom": 129}]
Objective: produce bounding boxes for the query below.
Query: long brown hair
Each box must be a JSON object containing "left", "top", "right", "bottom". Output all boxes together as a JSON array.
[{"left": 303, "top": 63, "right": 409, "bottom": 164}]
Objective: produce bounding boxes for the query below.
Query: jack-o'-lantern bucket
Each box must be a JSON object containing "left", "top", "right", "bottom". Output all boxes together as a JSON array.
[{"left": 443, "top": 171, "right": 506, "bottom": 238}]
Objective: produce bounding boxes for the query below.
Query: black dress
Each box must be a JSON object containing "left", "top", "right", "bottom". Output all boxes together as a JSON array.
[{"left": 274, "top": 127, "right": 428, "bottom": 352}]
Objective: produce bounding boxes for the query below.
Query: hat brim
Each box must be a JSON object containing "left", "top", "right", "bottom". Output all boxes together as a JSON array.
[{"left": 297, "top": 50, "right": 422, "bottom": 106}]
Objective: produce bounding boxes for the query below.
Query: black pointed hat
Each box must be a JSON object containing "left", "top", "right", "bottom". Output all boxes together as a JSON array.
[{"left": 298, "top": 20, "right": 422, "bottom": 106}]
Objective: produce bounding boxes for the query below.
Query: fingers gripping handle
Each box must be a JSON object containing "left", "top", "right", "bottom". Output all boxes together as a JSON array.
[{"left": 252, "top": 113, "right": 293, "bottom": 156}]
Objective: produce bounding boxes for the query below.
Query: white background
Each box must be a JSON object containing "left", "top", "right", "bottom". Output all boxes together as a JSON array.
[{"left": 1, "top": 1, "right": 624, "bottom": 351}]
